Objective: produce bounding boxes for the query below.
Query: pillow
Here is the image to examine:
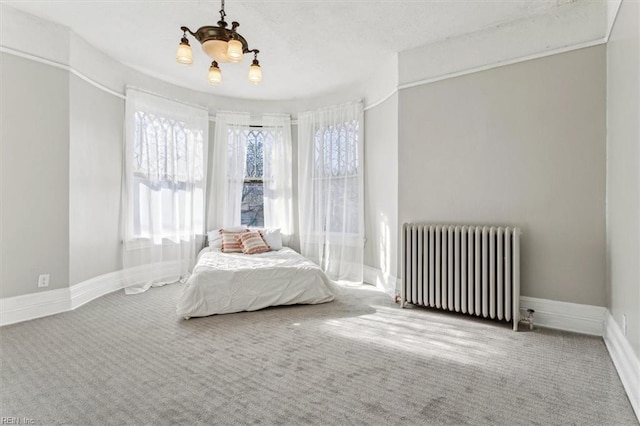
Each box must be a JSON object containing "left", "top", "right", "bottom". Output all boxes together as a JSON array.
[
  {"left": 219, "top": 228, "right": 248, "bottom": 253},
  {"left": 207, "top": 230, "right": 223, "bottom": 248},
  {"left": 239, "top": 231, "right": 270, "bottom": 255},
  {"left": 208, "top": 226, "right": 246, "bottom": 248},
  {"left": 260, "top": 228, "right": 283, "bottom": 250}
]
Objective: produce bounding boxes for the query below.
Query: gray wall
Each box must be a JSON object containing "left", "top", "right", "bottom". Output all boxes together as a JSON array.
[
  {"left": 398, "top": 45, "right": 607, "bottom": 306},
  {"left": 69, "top": 75, "right": 124, "bottom": 285},
  {"left": 364, "top": 94, "right": 399, "bottom": 289},
  {"left": 606, "top": 0, "right": 640, "bottom": 358},
  {"left": 1, "top": 54, "right": 70, "bottom": 298},
  {"left": 0, "top": 55, "right": 125, "bottom": 298}
]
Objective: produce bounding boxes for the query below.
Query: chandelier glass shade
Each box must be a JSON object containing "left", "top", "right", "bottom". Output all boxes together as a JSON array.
[
  {"left": 177, "top": 0, "right": 262, "bottom": 85},
  {"left": 176, "top": 36, "right": 193, "bottom": 64},
  {"left": 248, "top": 57, "right": 262, "bottom": 85},
  {"left": 208, "top": 61, "right": 222, "bottom": 85}
]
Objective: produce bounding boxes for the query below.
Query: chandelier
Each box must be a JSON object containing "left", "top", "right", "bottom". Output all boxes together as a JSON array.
[{"left": 176, "top": 0, "right": 262, "bottom": 85}]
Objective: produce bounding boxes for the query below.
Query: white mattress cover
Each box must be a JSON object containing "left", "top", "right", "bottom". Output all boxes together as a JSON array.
[{"left": 176, "top": 247, "right": 339, "bottom": 318}]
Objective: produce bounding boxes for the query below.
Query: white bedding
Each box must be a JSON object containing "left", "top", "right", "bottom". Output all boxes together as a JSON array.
[{"left": 176, "top": 247, "right": 339, "bottom": 318}]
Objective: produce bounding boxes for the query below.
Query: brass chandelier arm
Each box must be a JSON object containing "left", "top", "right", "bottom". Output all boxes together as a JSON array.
[{"left": 180, "top": 26, "right": 196, "bottom": 37}]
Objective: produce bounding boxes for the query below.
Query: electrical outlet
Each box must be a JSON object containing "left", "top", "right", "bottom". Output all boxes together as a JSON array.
[
  {"left": 622, "top": 314, "right": 627, "bottom": 337},
  {"left": 38, "top": 274, "right": 49, "bottom": 288}
]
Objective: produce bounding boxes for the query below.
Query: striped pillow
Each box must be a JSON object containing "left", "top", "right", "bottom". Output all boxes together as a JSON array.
[
  {"left": 220, "top": 229, "right": 248, "bottom": 253},
  {"left": 239, "top": 231, "right": 270, "bottom": 255}
]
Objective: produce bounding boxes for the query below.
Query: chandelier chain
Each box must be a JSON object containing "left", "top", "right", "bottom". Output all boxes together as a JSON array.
[{"left": 219, "top": 0, "right": 226, "bottom": 21}]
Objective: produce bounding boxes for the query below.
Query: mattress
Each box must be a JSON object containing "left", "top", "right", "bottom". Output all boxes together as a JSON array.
[{"left": 176, "top": 247, "right": 339, "bottom": 318}]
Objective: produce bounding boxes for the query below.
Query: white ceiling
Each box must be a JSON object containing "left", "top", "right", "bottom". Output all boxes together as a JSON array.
[{"left": 4, "top": 0, "right": 610, "bottom": 101}]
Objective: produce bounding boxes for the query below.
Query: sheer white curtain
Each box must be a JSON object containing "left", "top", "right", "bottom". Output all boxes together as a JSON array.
[
  {"left": 262, "top": 113, "right": 293, "bottom": 244},
  {"left": 297, "top": 101, "right": 364, "bottom": 284},
  {"left": 122, "top": 88, "right": 208, "bottom": 294},
  {"left": 209, "top": 112, "right": 250, "bottom": 228}
]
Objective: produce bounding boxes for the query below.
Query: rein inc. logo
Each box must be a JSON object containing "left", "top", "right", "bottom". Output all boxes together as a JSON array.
[{"left": 1, "top": 418, "right": 35, "bottom": 425}]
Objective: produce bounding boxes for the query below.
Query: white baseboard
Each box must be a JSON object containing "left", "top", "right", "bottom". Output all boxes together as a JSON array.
[
  {"left": 363, "top": 265, "right": 399, "bottom": 297},
  {"left": 1, "top": 270, "right": 125, "bottom": 326},
  {"left": 0, "top": 288, "right": 71, "bottom": 326},
  {"left": 519, "top": 296, "right": 607, "bottom": 336},
  {"left": 0, "top": 261, "right": 191, "bottom": 326},
  {"left": 69, "top": 270, "right": 125, "bottom": 310},
  {"left": 604, "top": 312, "right": 640, "bottom": 420}
]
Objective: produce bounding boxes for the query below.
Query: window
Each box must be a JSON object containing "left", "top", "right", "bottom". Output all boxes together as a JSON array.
[
  {"left": 122, "top": 88, "right": 209, "bottom": 292},
  {"left": 241, "top": 128, "right": 264, "bottom": 227},
  {"left": 297, "top": 101, "right": 362, "bottom": 283},
  {"left": 130, "top": 110, "right": 206, "bottom": 241},
  {"left": 213, "top": 112, "right": 292, "bottom": 234},
  {"left": 312, "top": 119, "right": 361, "bottom": 234}
]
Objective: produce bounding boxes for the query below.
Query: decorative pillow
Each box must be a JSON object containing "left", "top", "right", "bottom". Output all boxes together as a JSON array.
[
  {"left": 220, "top": 228, "right": 248, "bottom": 253},
  {"left": 239, "top": 231, "right": 270, "bottom": 255},
  {"left": 208, "top": 226, "right": 247, "bottom": 248}
]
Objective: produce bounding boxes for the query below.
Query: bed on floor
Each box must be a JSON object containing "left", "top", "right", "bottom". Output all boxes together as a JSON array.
[{"left": 176, "top": 243, "right": 339, "bottom": 319}]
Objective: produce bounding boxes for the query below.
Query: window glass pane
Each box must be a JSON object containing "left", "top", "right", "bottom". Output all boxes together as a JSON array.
[
  {"left": 133, "top": 111, "right": 204, "bottom": 182},
  {"left": 238, "top": 128, "right": 265, "bottom": 227},
  {"left": 245, "top": 129, "right": 264, "bottom": 178},
  {"left": 241, "top": 181, "right": 264, "bottom": 227}
]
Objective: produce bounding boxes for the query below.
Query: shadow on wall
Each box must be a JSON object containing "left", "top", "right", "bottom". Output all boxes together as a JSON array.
[
  {"left": 379, "top": 212, "right": 391, "bottom": 276},
  {"left": 369, "top": 212, "right": 396, "bottom": 295}
]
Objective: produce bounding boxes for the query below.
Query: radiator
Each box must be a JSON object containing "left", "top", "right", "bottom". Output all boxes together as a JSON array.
[{"left": 401, "top": 224, "right": 521, "bottom": 331}]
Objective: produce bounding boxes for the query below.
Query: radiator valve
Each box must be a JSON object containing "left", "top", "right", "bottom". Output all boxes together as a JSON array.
[{"left": 520, "top": 309, "right": 535, "bottom": 330}]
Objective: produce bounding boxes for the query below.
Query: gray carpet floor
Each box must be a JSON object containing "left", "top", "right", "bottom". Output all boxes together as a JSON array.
[{"left": 0, "top": 283, "right": 637, "bottom": 426}]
